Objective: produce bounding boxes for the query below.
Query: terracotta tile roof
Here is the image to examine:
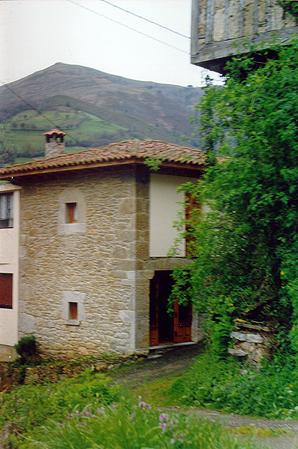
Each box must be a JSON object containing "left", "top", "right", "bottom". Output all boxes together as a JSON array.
[{"left": 0, "top": 140, "right": 206, "bottom": 179}]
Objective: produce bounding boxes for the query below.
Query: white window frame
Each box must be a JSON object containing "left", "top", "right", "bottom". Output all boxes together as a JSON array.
[{"left": 0, "top": 193, "right": 14, "bottom": 228}]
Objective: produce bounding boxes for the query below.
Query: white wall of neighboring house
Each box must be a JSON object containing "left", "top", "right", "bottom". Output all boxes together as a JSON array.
[
  {"left": 150, "top": 174, "right": 192, "bottom": 257},
  {"left": 0, "top": 184, "right": 20, "bottom": 349}
]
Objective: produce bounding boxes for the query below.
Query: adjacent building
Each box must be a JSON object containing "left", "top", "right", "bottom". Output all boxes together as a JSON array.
[{"left": 191, "top": 0, "right": 297, "bottom": 72}]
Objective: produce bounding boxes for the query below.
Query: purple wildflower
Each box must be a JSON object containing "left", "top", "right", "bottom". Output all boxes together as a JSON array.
[
  {"left": 159, "top": 413, "right": 169, "bottom": 422},
  {"left": 160, "top": 422, "right": 167, "bottom": 432},
  {"left": 138, "top": 399, "right": 151, "bottom": 410}
]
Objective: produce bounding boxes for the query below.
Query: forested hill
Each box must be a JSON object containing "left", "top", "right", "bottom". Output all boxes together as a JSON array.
[{"left": 0, "top": 63, "right": 202, "bottom": 164}]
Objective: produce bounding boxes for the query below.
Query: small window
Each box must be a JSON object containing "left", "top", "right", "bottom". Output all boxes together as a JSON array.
[
  {"left": 0, "top": 273, "right": 13, "bottom": 309},
  {"left": 68, "top": 302, "right": 78, "bottom": 320},
  {"left": 0, "top": 193, "right": 13, "bottom": 228},
  {"left": 65, "top": 202, "right": 78, "bottom": 224}
]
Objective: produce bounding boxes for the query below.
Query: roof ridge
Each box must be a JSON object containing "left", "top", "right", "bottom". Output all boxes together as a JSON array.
[{"left": 0, "top": 140, "right": 206, "bottom": 179}]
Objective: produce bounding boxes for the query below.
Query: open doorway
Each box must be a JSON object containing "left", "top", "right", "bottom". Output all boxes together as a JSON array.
[{"left": 149, "top": 270, "right": 192, "bottom": 346}]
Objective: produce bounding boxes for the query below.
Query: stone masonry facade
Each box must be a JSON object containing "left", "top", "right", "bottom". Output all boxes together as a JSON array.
[
  {"left": 19, "top": 167, "right": 138, "bottom": 358},
  {"left": 18, "top": 166, "right": 193, "bottom": 358},
  {"left": 191, "top": 0, "right": 297, "bottom": 72}
]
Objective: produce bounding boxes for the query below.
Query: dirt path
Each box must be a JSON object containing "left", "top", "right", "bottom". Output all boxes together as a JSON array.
[
  {"left": 112, "top": 343, "right": 298, "bottom": 449},
  {"left": 112, "top": 343, "right": 203, "bottom": 386}
]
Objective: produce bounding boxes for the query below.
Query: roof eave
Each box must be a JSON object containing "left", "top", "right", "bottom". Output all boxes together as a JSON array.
[{"left": 0, "top": 158, "right": 205, "bottom": 180}]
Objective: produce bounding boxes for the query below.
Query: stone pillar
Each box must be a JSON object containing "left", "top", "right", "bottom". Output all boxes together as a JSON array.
[{"left": 134, "top": 166, "right": 151, "bottom": 353}]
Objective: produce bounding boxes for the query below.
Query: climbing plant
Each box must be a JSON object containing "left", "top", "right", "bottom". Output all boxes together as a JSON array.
[{"left": 278, "top": 0, "right": 298, "bottom": 19}]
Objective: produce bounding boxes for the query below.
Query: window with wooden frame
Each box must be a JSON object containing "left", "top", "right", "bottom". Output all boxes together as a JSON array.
[
  {"left": 0, "top": 273, "right": 13, "bottom": 309},
  {"left": 185, "top": 192, "right": 200, "bottom": 257},
  {"left": 0, "top": 193, "right": 13, "bottom": 229},
  {"left": 65, "top": 202, "right": 78, "bottom": 224},
  {"left": 68, "top": 302, "right": 78, "bottom": 320}
]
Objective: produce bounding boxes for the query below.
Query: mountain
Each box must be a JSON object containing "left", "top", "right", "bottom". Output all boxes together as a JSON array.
[{"left": 0, "top": 63, "right": 202, "bottom": 164}]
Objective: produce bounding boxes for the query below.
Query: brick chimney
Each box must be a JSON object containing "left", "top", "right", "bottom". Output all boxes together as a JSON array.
[{"left": 44, "top": 129, "right": 66, "bottom": 158}]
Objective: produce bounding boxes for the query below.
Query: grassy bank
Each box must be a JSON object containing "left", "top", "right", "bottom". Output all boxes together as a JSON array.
[
  {"left": 0, "top": 368, "right": 260, "bottom": 449},
  {"left": 169, "top": 353, "right": 298, "bottom": 419}
]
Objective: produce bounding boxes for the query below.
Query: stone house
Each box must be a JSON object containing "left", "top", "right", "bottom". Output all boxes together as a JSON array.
[
  {"left": 191, "top": 0, "right": 298, "bottom": 72},
  {"left": 0, "top": 130, "right": 206, "bottom": 361}
]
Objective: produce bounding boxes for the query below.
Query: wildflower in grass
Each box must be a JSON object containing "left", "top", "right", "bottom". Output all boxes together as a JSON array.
[
  {"left": 160, "top": 422, "right": 167, "bottom": 432},
  {"left": 159, "top": 413, "right": 171, "bottom": 432},
  {"left": 138, "top": 398, "right": 151, "bottom": 410},
  {"left": 159, "top": 413, "right": 169, "bottom": 422}
]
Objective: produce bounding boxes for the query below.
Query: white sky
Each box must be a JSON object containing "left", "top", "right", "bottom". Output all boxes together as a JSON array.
[{"left": 0, "top": 0, "right": 220, "bottom": 87}]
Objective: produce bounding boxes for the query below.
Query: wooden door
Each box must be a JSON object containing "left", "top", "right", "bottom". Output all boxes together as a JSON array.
[
  {"left": 173, "top": 302, "right": 192, "bottom": 343},
  {"left": 149, "top": 277, "right": 159, "bottom": 346},
  {"left": 150, "top": 271, "right": 193, "bottom": 346}
]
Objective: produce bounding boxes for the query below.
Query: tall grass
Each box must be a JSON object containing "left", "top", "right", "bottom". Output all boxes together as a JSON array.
[
  {"left": 21, "top": 402, "right": 259, "bottom": 449},
  {"left": 0, "top": 371, "right": 119, "bottom": 447}
]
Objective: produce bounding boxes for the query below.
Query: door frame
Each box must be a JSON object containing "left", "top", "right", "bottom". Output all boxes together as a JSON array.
[{"left": 149, "top": 270, "right": 192, "bottom": 346}]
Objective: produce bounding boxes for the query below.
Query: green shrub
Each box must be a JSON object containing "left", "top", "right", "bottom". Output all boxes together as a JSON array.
[
  {"left": 175, "top": 39, "right": 298, "bottom": 359},
  {"left": 170, "top": 353, "right": 298, "bottom": 419},
  {"left": 21, "top": 402, "right": 258, "bottom": 449},
  {"left": 14, "top": 335, "right": 38, "bottom": 363}
]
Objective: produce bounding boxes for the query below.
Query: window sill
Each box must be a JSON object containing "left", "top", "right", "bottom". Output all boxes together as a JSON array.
[
  {"left": 65, "top": 319, "right": 81, "bottom": 326},
  {"left": 58, "top": 223, "right": 86, "bottom": 235}
]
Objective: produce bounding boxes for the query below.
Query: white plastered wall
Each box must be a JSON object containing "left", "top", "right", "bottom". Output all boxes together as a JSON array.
[
  {"left": 0, "top": 184, "right": 21, "bottom": 347},
  {"left": 150, "top": 174, "right": 193, "bottom": 257}
]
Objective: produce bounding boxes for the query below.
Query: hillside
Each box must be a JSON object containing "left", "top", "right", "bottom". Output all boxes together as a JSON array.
[{"left": 0, "top": 63, "right": 202, "bottom": 164}]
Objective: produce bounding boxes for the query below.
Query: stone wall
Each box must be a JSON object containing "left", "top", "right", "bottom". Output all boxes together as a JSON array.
[
  {"left": 228, "top": 320, "right": 273, "bottom": 365},
  {"left": 19, "top": 167, "right": 138, "bottom": 358},
  {"left": 191, "top": 0, "right": 297, "bottom": 72}
]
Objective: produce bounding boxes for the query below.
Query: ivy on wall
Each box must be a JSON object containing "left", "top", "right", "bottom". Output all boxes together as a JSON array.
[{"left": 278, "top": 0, "right": 298, "bottom": 19}]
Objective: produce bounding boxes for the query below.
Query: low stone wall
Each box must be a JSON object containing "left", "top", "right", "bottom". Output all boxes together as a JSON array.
[
  {"left": 228, "top": 320, "right": 274, "bottom": 365},
  {"left": 0, "top": 354, "right": 138, "bottom": 391}
]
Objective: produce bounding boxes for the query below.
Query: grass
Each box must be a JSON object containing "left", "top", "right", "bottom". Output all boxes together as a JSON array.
[
  {"left": 0, "top": 365, "right": 263, "bottom": 449},
  {"left": 18, "top": 402, "right": 259, "bottom": 449},
  {"left": 133, "top": 374, "right": 181, "bottom": 407},
  {"left": 1, "top": 352, "right": 296, "bottom": 448},
  {"left": 168, "top": 353, "right": 298, "bottom": 419},
  {"left": 0, "top": 370, "right": 120, "bottom": 447}
]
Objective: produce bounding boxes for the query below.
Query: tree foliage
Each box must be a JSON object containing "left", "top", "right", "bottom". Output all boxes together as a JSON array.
[
  {"left": 174, "top": 40, "right": 298, "bottom": 355},
  {"left": 278, "top": 0, "right": 298, "bottom": 18}
]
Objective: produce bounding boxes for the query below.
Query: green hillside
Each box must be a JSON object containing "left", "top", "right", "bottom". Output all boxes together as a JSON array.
[
  {"left": 0, "top": 109, "right": 129, "bottom": 163},
  {"left": 0, "top": 63, "right": 203, "bottom": 165}
]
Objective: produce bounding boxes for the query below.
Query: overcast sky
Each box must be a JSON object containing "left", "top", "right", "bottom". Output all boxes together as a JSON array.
[{"left": 0, "top": 0, "right": 221, "bottom": 87}]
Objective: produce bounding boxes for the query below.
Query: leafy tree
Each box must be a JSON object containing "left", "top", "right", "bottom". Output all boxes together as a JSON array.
[{"left": 174, "top": 40, "right": 298, "bottom": 356}]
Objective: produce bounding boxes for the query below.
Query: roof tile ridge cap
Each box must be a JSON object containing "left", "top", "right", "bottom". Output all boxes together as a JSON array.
[
  {"left": 143, "top": 140, "right": 199, "bottom": 151},
  {"left": 128, "top": 139, "right": 141, "bottom": 157},
  {"left": 91, "top": 140, "right": 136, "bottom": 151}
]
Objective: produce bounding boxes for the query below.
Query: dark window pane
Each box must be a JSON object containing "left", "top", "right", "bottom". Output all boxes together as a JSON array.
[{"left": 0, "top": 273, "right": 13, "bottom": 309}]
